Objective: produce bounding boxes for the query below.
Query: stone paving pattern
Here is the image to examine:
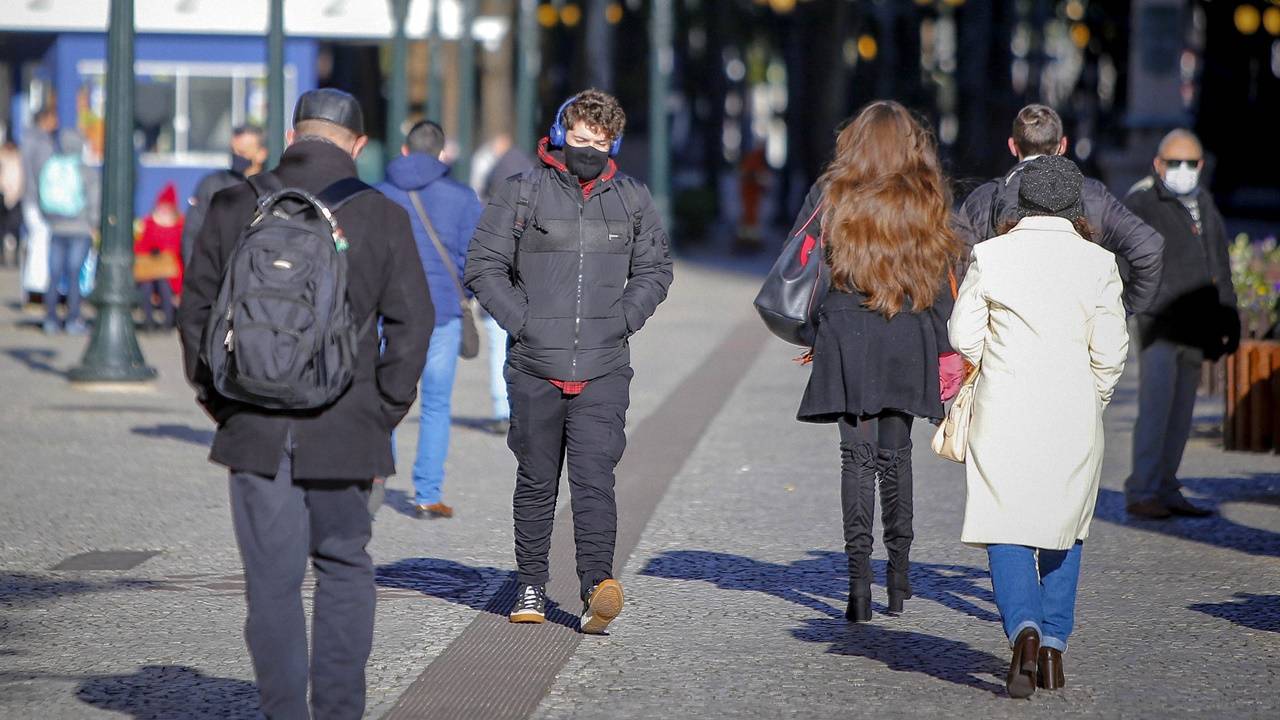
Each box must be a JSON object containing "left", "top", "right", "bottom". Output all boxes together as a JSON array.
[{"left": 1, "top": 258, "right": 1278, "bottom": 718}]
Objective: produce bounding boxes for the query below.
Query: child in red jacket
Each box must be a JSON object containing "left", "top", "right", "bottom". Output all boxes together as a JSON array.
[{"left": 134, "top": 183, "right": 184, "bottom": 331}]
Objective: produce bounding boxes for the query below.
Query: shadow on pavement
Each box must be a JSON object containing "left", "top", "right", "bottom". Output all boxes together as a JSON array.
[
  {"left": 1189, "top": 593, "right": 1280, "bottom": 633},
  {"left": 131, "top": 424, "right": 215, "bottom": 446},
  {"left": 74, "top": 665, "right": 259, "bottom": 719},
  {"left": 0, "top": 573, "right": 162, "bottom": 608},
  {"left": 374, "top": 558, "right": 582, "bottom": 631},
  {"left": 3, "top": 347, "right": 63, "bottom": 377},
  {"left": 638, "top": 549, "right": 1000, "bottom": 622},
  {"left": 382, "top": 488, "right": 421, "bottom": 518},
  {"left": 791, "top": 617, "right": 1008, "bottom": 695},
  {"left": 1094, "top": 476, "right": 1280, "bottom": 558}
]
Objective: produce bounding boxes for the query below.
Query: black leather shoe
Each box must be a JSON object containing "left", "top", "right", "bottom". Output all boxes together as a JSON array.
[
  {"left": 1126, "top": 499, "right": 1172, "bottom": 519},
  {"left": 1006, "top": 627, "right": 1040, "bottom": 699},
  {"left": 1164, "top": 494, "right": 1213, "bottom": 517},
  {"left": 1037, "top": 647, "right": 1065, "bottom": 689}
]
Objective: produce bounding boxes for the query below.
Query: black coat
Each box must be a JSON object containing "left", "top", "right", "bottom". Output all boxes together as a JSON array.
[
  {"left": 181, "top": 169, "right": 243, "bottom": 265},
  {"left": 178, "top": 140, "right": 433, "bottom": 480},
  {"left": 956, "top": 160, "right": 1165, "bottom": 314},
  {"left": 788, "top": 183, "right": 954, "bottom": 424},
  {"left": 1124, "top": 177, "right": 1240, "bottom": 358},
  {"left": 465, "top": 139, "right": 673, "bottom": 382}
]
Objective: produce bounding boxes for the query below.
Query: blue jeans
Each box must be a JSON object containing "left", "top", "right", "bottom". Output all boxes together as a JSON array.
[
  {"left": 411, "top": 318, "right": 462, "bottom": 505},
  {"left": 484, "top": 313, "right": 510, "bottom": 420},
  {"left": 986, "top": 542, "right": 1083, "bottom": 652},
  {"left": 45, "top": 234, "right": 92, "bottom": 324}
]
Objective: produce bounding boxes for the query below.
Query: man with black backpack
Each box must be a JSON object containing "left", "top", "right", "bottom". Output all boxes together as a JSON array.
[
  {"left": 465, "top": 89, "right": 673, "bottom": 634},
  {"left": 178, "top": 88, "right": 431, "bottom": 720}
]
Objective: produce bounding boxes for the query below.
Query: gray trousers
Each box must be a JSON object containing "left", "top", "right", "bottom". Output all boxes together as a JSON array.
[
  {"left": 1126, "top": 340, "right": 1204, "bottom": 504},
  {"left": 230, "top": 442, "right": 374, "bottom": 720}
]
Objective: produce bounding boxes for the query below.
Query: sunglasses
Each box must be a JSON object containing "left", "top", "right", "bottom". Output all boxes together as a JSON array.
[{"left": 1160, "top": 158, "right": 1200, "bottom": 168}]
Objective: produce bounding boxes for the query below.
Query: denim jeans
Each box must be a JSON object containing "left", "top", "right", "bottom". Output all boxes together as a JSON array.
[
  {"left": 1126, "top": 340, "right": 1203, "bottom": 505},
  {"left": 484, "top": 313, "right": 510, "bottom": 421},
  {"left": 411, "top": 318, "right": 461, "bottom": 505},
  {"left": 45, "top": 234, "right": 92, "bottom": 324},
  {"left": 137, "top": 278, "right": 175, "bottom": 329},
  {"left": 986, "top": 542, "right": 1083, "bottom": 652}
]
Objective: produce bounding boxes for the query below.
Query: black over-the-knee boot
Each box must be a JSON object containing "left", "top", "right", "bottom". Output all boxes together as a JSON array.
[
  {"left": 878, "top": 444, "right": 915, "bottom": 613},
  {"left": 841, "top": 440, "right": 877, "bottom": 622}
]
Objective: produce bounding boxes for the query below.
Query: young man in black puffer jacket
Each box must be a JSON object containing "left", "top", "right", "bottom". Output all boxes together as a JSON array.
[{"left": 465, "top": 89, "right": 673, "bottom": 634}]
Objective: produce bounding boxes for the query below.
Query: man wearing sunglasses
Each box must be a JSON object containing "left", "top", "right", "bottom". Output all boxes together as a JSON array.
[{"left": 1122, "top": 129, "right": 1239, "bottom": 520}]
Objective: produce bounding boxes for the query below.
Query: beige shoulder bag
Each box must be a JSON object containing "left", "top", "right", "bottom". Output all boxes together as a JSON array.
[{"left": 932, "top": 363, "right": 979, "bottom": 463}]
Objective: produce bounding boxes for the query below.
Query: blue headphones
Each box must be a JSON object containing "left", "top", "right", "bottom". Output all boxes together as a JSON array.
[{"left": 549, "top": 94, "right": 623, "bottom": 157}]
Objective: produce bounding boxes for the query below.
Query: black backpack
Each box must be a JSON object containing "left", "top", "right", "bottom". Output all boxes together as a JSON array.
[
  {"left": 202, "top": 174, "right": 374, "bottom": 410},
  {"left": 511, "top": 168, "right": 644, "bottom": 248}
]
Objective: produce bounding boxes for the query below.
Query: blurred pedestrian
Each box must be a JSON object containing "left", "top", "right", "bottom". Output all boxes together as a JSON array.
[
  {"left": 734, "top": 143, "right": 769, "bottom": 253},
  {"left": 949, "top": 155, "right": 1129, "bottom": 698},
  {"left": 20, "top": 107, "right": 58, "bottom": 302},
  {"left": 378, "top": 120, "right": 483, "bottom": 519},
  {"left": 134, "top": 183, "right": 183, "bottom": 332},
  {"left": 0, "top": 139, "right": 23, "bottom": 266},
  {"left": 471, "top": 132, "right": 535, "bottom": 435},
  {"left": 467, "top": 90, "right": 673, "bottom": 633},
  {"left": 956, "top": 104, "right": 1164, "bottom": 314},
  {"left": 40, "top": 128, "right": 99, "bottom": 335},
  {"left": 181, "top": 124, "right": 268, "bottom": 265},
  {"left": 1122, "top": 130, "right": 1238, "bottom": 520},
  {"left": 790, "top": 101, "right": 963, "bottom": 623},
  {"left": 178, "top": 89, "right": 431, "bottom": 720}
]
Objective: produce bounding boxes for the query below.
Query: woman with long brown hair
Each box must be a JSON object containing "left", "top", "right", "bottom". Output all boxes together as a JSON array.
[{"left": 792, "top": 101, "right": 962, "bottom": 622}]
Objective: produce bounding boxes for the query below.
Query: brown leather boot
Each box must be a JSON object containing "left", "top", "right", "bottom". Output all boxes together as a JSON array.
[
  {"left": 1037, "top": 647, "right": 1066, "bottom": 689},
  {"left": 1006, "top": 627, "right": 1040, "bottom": 699}
]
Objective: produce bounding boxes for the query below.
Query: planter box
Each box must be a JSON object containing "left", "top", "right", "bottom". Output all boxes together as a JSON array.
[{"left": 1225, "top": 339, "right": 1280, "bottom": 452}]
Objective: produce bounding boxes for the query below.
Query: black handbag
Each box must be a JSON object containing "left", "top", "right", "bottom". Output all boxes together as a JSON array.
[{"left": 754, "top": 201, "right": 828, "bottom": 346}]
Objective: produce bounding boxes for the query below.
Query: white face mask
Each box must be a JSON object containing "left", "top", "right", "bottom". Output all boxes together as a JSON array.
[{"left": 1162, "top": 165, "right": 1200, "bottom": 195}]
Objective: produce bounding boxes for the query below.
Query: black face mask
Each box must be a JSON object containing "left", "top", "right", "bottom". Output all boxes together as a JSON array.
[
  {"left": 563, "top": 144, "right": 609, "bottom": 181},
  {"left": 230, "top": 153, "right": 253, "bottom": 175}
]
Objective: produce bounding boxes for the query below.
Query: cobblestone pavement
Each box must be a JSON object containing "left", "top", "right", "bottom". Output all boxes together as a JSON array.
[{"left": 2, "top": 257, "right": 1278, "bottom": 719}]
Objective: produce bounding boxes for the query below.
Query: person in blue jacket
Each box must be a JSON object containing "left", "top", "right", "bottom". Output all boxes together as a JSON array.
[{"left": 378, "top": 120, "right": 484, "bottom": 518}]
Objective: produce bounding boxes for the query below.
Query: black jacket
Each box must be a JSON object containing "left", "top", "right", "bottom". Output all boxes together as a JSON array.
[
  {"left": 1124, "top": 176, "right": 1240, "bottom": 358},
  {"left": 178, "top": 140, "right": 433, "bottom": 480},
  {"left": 956, "top": 160, "right": 1165, "bottom": 313},
  {"left": 465, "top": 139, "right": 673, "bottom": 382},
  {"left": 181, "top": 169, "right": 244, "bottom": 266}
]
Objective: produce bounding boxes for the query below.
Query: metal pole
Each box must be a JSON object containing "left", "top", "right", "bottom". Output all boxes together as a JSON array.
[
  {"left": 267, "top": 0, "right": 285, "bottom": 166},
  {"left": 648, "top": 0, "right": 673, "bottom": 230},
  {"left": 427, "top": 0, "right": 444, "bottom": 123},
  {"left": 455, "top": 0, "right": 477, "bottom": 180},
  {"left": 388, "top": 0, "right": 410, "bottom": 150},
  {"left": 70, "top": 0, "right": 155, "bottom": 383},
  {"left": 515, "top": 0, "right": 540, "bottom": 152}
]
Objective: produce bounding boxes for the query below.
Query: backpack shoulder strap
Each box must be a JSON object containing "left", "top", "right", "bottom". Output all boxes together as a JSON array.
[
  {"left": 512, "top": 169, "right": 544, "bottom": 241},
  {"left": 612, "top": 176, "right": 644, "bottom": 239},
  {"left": 316, "top": 177, "right": 375, "bottom": 212}
]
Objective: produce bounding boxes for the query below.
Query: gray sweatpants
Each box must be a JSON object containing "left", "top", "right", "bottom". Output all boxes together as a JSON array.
[
  {"left": 230, "top": 442, "right": 374, "bottom": 720},
  {"left": 1125, "top": 340, "right": 1204, "bottom": 505}
]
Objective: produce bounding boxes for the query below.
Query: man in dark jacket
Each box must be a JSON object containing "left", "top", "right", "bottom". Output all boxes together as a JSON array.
[
  {"left": 1123, "top": 129, "right": 1238, "bottom": 520},
  {"left": 180, "top": 124, "right": 267, "bottom": 265},
  {"left": 177, "top": 89, "right": 432, "bottom": 720},
  {"left": 955, "top": 104, "right": 1165, "bottom": 313},
  {"left": 465, "top": 89, "right": 673, "bottom": 633},
  {"left": 377, "top": 120, "right": 483, "bottom": 518}
]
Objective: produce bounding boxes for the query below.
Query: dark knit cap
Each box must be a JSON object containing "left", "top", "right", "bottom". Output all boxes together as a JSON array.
[
  {"left": 1017, "top": 155, "right": 1084, "bottom": 223},
  {"left": 293, "top": 88, "right": 365, "bottom": 136}
]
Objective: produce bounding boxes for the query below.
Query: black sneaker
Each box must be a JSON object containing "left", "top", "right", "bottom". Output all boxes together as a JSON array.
[
  {"left": 509, "top": 584, "right": 547, "bottom": 624},
  {"left": 580, "top": 579, "right": 624, "bottom": 634}
]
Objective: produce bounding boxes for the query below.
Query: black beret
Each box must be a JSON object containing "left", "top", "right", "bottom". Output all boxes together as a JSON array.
[
  {"left": 292, "top": 88, "right": 365, "bottom": 136},
  {"left": 1018, "top": 155, "right": 1084, "bottom": 222}
]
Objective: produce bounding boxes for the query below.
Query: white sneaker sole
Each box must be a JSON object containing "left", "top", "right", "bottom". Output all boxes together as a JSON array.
[
  {"left": 509, "top": 609, "right": 545, "bottom": 624},
  {"left": 580, "top": 579, "right": 624, "bottom": 634}
]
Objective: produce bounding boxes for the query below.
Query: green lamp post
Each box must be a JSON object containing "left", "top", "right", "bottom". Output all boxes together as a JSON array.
[
  {"left": 69, "top": 0, "right": 155, "bottom": 384},
  {"left": 267, "top": 0, "right": 286, "bottom": 167}
]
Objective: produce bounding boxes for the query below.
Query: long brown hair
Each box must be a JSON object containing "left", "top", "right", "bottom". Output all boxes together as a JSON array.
[{"left": 819, "top": 101, "right": 960, "bottom": 317}]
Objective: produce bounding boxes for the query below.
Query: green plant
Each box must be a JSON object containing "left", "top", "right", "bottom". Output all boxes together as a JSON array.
[{"left": 1229, "top": 233, "right": 1280, "bottom": 339}]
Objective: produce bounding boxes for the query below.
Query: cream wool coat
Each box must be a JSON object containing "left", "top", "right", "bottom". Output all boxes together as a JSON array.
[{"left": 949, "top": 216, "right": 1129, "bottom": 550}]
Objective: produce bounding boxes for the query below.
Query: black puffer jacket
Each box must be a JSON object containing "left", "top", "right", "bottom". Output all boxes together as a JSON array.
[
  {"left": 1124, "top": 176, "right": 1240, "bottom": 358},
  {"left": 956, "top": 160, "right": 1165, "bottom": 313},
  {"left": 465, "top": 138, "right": 674, "bottom": 381}
]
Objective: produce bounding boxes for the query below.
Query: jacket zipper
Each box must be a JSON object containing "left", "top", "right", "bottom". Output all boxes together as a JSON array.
[{"left": 571, "top": 199, "right": 585, "bottom": 380}]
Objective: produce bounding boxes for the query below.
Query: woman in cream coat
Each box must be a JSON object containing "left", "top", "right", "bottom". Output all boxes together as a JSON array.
[{"left": 948, "top": 156, "right": 1129, "bottom": 699}]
